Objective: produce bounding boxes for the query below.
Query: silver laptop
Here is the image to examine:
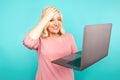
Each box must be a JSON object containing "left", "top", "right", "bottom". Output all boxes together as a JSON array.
[{"left": 51, "top": 23, "right": 112, "bottom": 71}]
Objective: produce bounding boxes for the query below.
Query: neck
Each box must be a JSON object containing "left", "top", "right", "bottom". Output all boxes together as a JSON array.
[{"left": 49, "top": 33, "right": 60, "bottom": 38}]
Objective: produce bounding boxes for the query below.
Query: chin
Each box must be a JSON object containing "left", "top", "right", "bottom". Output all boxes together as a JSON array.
[
  {"left": 52, "top": 31, "right": 59, "bottom": 34},
  {"left": 52, "top": 30, "right": 60, "bottom": 34}
]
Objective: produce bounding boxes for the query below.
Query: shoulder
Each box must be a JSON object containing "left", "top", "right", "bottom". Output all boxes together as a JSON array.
[{"left": 64, "top": 33, "right": 74, "bottom": 39}]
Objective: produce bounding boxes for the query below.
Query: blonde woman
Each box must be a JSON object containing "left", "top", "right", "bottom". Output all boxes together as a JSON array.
[{"left": 23, "top": 6, "right": 77, "bottom": 80}]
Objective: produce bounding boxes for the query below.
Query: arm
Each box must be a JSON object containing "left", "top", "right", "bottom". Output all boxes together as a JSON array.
[
  {"left": 23, "top": 34, "right": 40, "bottom": 50},
  {"left": 29, "top": 7, "right": 58, "bottom": 39},
  {"left": 23, "top": 7, "right": 58, "bottom": 50}
]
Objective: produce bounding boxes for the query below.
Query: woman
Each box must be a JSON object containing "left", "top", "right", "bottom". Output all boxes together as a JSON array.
[{"left": 23, "top": 6, "right": 78, "bottom": 80}]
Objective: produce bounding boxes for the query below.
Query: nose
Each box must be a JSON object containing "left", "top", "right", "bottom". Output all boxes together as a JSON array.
[{"left": 54, "top": 20, "right": 59, "bottom": 26}]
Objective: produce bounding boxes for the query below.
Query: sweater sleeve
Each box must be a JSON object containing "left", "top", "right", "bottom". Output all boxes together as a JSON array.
[
  {"left": 69, "top": 34, "right": 78, "bottom": 54},
  {"left": 23, "top": 34, "right": 40, "bottom": 50}
]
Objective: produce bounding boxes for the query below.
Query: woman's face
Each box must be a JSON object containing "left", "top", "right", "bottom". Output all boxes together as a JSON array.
[{"left": 47, "top": 13, "right": 62, "bottom": 36}]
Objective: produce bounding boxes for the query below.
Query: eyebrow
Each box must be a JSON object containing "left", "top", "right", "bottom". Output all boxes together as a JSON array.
[
  {"left": 51, "top": 17, "right": 61, "bottom": 20},
  {"left": 57, "top": 16, "right": 61, "bottom": 18}
]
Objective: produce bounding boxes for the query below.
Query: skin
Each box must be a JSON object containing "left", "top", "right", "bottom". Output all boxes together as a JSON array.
[
  {"left": 28, "top": 7, "right": 59, "bottom": 39},
  {"left": 47, "top": 13, "right": 62, "bottom": 37}
]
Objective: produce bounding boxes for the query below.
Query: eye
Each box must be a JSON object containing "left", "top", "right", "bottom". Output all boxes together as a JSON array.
[
  {"left": 50, "top": 19, "right": 54, "bottom": 22},
  {"left": 58, "top": 18, "right": 62, "bottom": 21}
]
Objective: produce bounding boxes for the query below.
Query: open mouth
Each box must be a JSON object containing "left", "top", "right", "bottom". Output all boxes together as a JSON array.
[{"left": 52, "top": 26, "right": 59, "bottom": 30}]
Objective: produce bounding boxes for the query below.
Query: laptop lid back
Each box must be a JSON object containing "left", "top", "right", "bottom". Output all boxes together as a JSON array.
[{"left": 80, "top": 23, "right": 112, "bottom": 70}]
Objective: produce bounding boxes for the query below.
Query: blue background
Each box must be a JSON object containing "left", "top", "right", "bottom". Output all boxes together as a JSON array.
[{"left": 0, "top": 0, "right": 120, "bottom": 80}]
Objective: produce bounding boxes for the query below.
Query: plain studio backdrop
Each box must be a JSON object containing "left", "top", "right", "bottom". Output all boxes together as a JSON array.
[{"left": 0, "top": 0, "right": 120, "bottom": 80}]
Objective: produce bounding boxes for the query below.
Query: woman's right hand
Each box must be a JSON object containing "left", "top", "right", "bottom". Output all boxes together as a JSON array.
[
  {"left": 40, "top": 7, "right": 58, "bottom": 24},
  {"left": 27, "top": 7, "right": 59, "bottom": 39}
]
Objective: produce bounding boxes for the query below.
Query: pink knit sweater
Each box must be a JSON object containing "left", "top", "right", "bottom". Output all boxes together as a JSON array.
[{"left": 23, "top": 33, "right": 77, "bottom": 80}]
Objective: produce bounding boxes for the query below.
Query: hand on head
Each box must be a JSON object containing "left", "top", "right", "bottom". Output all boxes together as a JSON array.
[{"left": 41, "top": 6, "right": 60, "bottom": 22}]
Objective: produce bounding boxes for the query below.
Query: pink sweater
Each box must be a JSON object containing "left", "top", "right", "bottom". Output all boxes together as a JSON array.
[{"left": 23, "top": 33, "right": 77, "bottom": 80}]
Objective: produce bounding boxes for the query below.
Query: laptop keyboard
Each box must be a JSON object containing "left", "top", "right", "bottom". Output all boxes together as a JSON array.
[{"left": 67, "top": 58, "right": 81, "bottom": 67}]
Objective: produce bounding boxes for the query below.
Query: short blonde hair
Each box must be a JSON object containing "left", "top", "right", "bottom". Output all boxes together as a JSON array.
[{"left": 40, "top": 6, "right": 65, "bottom": 38}]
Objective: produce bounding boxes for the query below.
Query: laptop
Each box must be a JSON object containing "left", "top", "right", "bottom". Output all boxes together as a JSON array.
[{"left": 51, "top": 23, "right": 112, "bottom": 71}]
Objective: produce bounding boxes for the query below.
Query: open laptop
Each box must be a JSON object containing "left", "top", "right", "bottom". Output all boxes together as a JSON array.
[{"left": 51, "top": 23, "right": 112, "bottom": 71}]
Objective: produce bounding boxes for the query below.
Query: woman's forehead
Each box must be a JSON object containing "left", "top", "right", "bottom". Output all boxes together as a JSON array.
[{"left": 53, "top": 13, "right": 61, "bottom": 19}]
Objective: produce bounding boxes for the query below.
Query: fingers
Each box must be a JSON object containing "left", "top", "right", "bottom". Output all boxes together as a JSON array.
[
  {"left": 40, "top": 7, "right": 60, "bottom": 24},
  {"left": 46, "top": 7, "right": 56, "bottom": 13},
  {"left": 45, "top": 7, "right": 59, "bottom": 18}
]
